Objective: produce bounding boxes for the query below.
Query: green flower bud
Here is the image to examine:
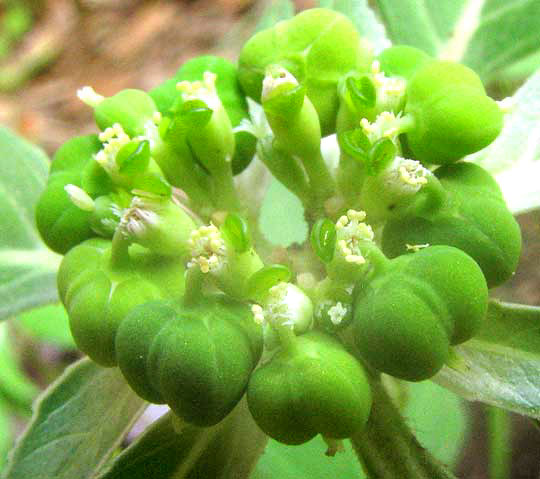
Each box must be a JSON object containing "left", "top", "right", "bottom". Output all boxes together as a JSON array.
[
  {"left": 404, "top": 61, "right": 503, "bottom": 164},
  {"left": 57, "top": 239, "right": 185, "bottom": 366},
  {"left": 262, "top": 66, "right": 321, "bottom": 159},
  {"left": 116, "top": 296, "right": 263, "bottom": 426},
  {"left": 354, "top": 245, "right": 488, "bottom": 381},
  {"left": 176, "top": 72, "right": 236, "bottom": 176},
  {"left": 247, "top": 331, "right": 372, "bottom": 445},
  {"left": 381, "top": 162, "right": 522, "bottom": 287},
  {"left": 238, "top": 8, "right": 372, "bottom": 136}
]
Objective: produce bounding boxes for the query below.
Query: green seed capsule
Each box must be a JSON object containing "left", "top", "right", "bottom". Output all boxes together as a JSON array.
[
  {"left": 57, "top": 239, "right": 185, "bottom": 366},
  {"left": 381, "top": 162, "right": 522, "bottom": 287},
  {"left": 247, "top": 331, "right": 372, "bottom": 445},
  {"left": 116, "top": 296, "right": 263, "bottom": 426},
  {"left": 354, "top": 245, "right": 488, "bottom": 381},
  {"left": 404, "top": 61, "right": 503, "bottom": 164}
]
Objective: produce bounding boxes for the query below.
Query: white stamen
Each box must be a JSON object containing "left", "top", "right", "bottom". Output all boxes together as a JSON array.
[
  {"left": 77, "top": 86, "right": 104, "bottom": 107},
  {"left": 187, "top": 223, "right": 227, "bottom": 274},
  {"left": 335, "top": 209, "right": 374, "bottom": 265},
  {"left": 64, "top": 184, "right": 95, "bottom": 211}
]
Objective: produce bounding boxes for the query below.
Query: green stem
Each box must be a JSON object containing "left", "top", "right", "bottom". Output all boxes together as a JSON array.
[
  {"left": 212, "top": 166, "right": 241, "bottom": 213},
  {"left": 350, "top": 377, "right": 458, "bottom": 479},
  {"left": 301, "top": 150, "right": 336, "bottom": 208},
  {"left": 487, "top": 405, "right": 511, "bottom": 479},
  {"left": 412, "top": 173, "right": 450, "bottom": 218},
  {"left": 186, "top": 397, "right": 269, "bottom": 479},
  {"left": 110, "top": 228, "right": 131, "bottom": 269},
  {"left": 183, "top": 267, "right": 205, "bottom": 306}
]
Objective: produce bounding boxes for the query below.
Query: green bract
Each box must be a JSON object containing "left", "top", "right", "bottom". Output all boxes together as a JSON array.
[
  {"left": 354, "top": 245, "right": 488, "bottom": 381},
  {"left": 35, "top": 135, "right": 111, "bottom": 254},
  {"left": 150, "top": 55, "right": 256, "bottom": 174},
  {"left": 377, "top": 45, "right": 431, "bottom": 80},
  {"left": 94, "top": 89, "right": 158, "bottom": 137},
  {"left": 247, "top": 331, "right": 372, "bottom": 445},
  {"left": 238, "top": 8, "right": 371, "bottom": 136},
  {"left": 382, "top": 163, "right": 522, "bottom": 287},
  {"left": 57, "top": 239, "right": 185, "bottom": 366},
  {"left": 404, "top": 61, "right": 503, "bottom": 164},
  {"left": 115, "top": 296, "right": 263, "bottom": 426}
]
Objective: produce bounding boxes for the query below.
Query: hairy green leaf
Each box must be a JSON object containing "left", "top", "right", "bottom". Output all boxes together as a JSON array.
[
  {"left": 259, "top": 179, "right": 308, "bottom": 247},
  {"left": 0, "top": 127, "right": 60, "bottom": 321},
  {"left": 99, "top": 399, "right": 267, "bottom": 479},
  {"left": 469, "top": 69, "right": 540, "bottom": 214},
  {"left": 374, "top": 0, "right": 540, "bottom": 82},
  {"left": 16, "top": 304, "right": 75, "bottom": 349},
  {"left": 3, "top": 359, "right": 146, "bottom": 479},
  {"left": 435, "top": 301, "right": 540, "bottom": 418}
]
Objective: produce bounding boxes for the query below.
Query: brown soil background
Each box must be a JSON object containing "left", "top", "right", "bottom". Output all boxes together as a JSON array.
[{"left": 2, "top": 1, "right": 540, "bottom": 477}]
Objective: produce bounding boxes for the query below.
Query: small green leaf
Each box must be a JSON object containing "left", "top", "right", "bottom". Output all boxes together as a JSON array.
[
  {"left": 435, "top": 300, "right": 540, "bottom": 419},
  {"left": 131, "top": 173, "right": 172, "bottom": 197},
  {"left": 247, "top": 264, "right": 292, "bottom": 302},
  {"left": 310, "top": 219, "right": 336, "bottom": 263},
  {"left": 262, "top": 83, "right": 306, "bottom": 119},
  {"left": 346, "top": 75, "right": 376, "bottom": 110},
  {"left": 0, "top": 127, "right": 61, "bottom": 321},
  {"left": 370, "top": 137, "right": 397, "bottom": 174},
  {"left": 116, "top": 140, "right": 151, "bottom": 175},
  {"left": 3, "top": 359, "right": 146, "bottom": 479},
  {"left": 179, "top": 100, "right": 213, "bottom": 129},
  {"left": 221, "top": 213, "right": 250, "bottom": 253},
  {"left": 338, "top": 129, "right": 370, "bottom": 162}
]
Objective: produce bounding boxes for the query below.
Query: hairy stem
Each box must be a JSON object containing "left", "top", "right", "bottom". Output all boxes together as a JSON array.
[{"left": 350, "top": 377, "right": 457, "bottom": 479}]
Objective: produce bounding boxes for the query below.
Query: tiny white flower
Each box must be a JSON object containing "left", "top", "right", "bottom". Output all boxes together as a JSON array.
[
  {"left": 335, "top": 210, "right": 374, "bottom": 265},
  {"left": 187, "top": 223, "right": 227, "bottom": 274}
]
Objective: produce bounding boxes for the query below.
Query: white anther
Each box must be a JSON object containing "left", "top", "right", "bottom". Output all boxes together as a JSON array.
[
  {"left": 406, "top": 243, "right": 430, "bottom": 252},
  {"left": 328, "top": 302, "right": 348, "bottom": 325},
  {"left": 77, "top": 86, "right": 105, "bottom": 107},
  {"left": 188, "top": 223, "right": 227, "bottom": 274},
  {"left": 64, "top": 184, "right": 95, "bottom": 211},
  {"left": 177, "top": 71, "right": 221, "bottom": 110},
  {"left": 335, "top": 210, "right": 374, "bottom": 265}
]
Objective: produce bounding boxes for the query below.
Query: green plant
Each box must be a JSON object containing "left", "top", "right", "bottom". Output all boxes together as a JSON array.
[{"left": 2, "top": 1, "right": 540, "bottom": 478}]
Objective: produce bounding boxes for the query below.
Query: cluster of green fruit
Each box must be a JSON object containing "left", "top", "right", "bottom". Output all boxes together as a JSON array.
[{"left": 35, "top": 8, "right": 521, "bottom": 449}]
